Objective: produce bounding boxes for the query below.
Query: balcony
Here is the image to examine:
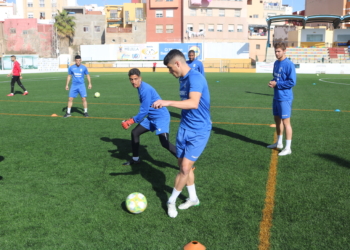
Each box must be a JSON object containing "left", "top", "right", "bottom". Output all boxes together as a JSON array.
[
  {"left": 188, "top": 0, "right": 244, "bottom": 8},
  {"left": 107, "top": 27, "right": 132, "bottom": 33},
  {"left": 107, "top": 17, "right": 123, "bottom": 22}
]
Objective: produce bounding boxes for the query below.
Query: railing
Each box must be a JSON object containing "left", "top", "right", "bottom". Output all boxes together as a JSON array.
[{"left": 107, "top": 27, "right": 132, "bottom": 33}]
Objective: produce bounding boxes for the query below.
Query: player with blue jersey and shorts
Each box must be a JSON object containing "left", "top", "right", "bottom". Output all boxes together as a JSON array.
[
  {"left": 153, "top": 49, "right": 211, "bottom": 218},
  {"left": 186, "top": 50, "right": 205, "bottom": 76},
  {"left": 63, "top": 55, "right": 92, "bottom": 118},
  {"left": 267, "top": 42, "right": 296, "bottom": 156},
  {"left": 121, "top": 68, "right": 177, "bottom": 165}
]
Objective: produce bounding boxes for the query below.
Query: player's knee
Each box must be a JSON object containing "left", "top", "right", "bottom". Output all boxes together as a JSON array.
[
  {"left": 179, "top": 165, "right": 192, "bottom": 175},
  {"left": 81, "top": 97, "right": 86, "bottom": 101}
]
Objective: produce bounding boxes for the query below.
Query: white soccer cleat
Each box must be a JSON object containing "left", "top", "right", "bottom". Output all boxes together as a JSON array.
[
  {"left": 278, "top": 148, "right": 292, "bottom": 156},
  {"left": 178, "top": 199, "right": 200, "bottom": 210},
  {"left": 267, "top": 143, "right": 283, "bottom": 149},
  {"left": 167, "top": 202, "right": 178, "bottom": 218}
]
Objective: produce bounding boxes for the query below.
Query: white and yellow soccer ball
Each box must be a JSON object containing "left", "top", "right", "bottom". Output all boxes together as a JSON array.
[
  {"left": 126, "top": 192, "right": 147, "bottom": 214},
  {"left": 94, "top": 92, "right": 100, "bottom": 98}
]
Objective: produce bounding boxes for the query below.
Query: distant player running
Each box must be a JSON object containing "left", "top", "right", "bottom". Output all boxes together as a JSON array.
[
  {"left": 153, "top": 49, "right": 211, "bottom": 218},
  {"left": 186, "top": 50, "right": 205, "bottom": 76},
  {"left": 121, "top": 68, "right": 177, "bottom": 165},
  {"left": 267, "top": 42, "right": 296, "bottom": 156},
  {"left": 6, "top": 55, "right": 28, "bottom": 96},
  {"left": 63, "top": 55, "right": 92, "bottom": 118}
]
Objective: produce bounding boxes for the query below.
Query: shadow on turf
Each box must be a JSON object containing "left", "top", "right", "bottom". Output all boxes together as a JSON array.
[
  {"left": 101, "top": 137, "right": 186, "bottom": 214},
  {"left": 61, "top": 107, "right": 84, "bottom": 115},
  {"left": 169, "top": 111, "right": 268, "bottom": 148},
  {"left": 316, "top": 154, "right": 350, "bottom": 169},
  {"left": 0, "top": 156, "right": 4, "bottom": 180},
  {"left": 245, "top": 91, "right": 273, "bottom": 96}
]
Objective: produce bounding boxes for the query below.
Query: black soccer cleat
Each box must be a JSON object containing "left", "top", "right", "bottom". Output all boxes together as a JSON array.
[
  {"left": 84, "top": 112, "right": 89, "bottom": 117},
  {"left": 122, "top": 159, "right": 141, "bottom": 166},
  {"left": 63, "top": 113, "right": 71, "bottom": 118}
]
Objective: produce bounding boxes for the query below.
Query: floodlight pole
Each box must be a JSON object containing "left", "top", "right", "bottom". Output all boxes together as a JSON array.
[{"left": 265, "top": 18, "right": 271, "bottom": 62}]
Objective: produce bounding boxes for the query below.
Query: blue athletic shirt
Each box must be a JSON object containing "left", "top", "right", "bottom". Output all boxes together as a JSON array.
[
  {"left": 186, "top": 59, "right": 205, "bottom": 76},
  {"left": 272, "top": 58, "right": 296, "bottom": 101},
  {"left": 133, "top": 81, "right": 169, "bottom": 123},
  {"left": 179, "top": 69, "right": 211, "bottom": 132},
  {"left": 68, "top": 64, "right": 89, "bottom": 85}
]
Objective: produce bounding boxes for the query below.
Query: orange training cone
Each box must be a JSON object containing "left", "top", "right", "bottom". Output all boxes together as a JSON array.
[
  {"left": 269, "top": 124, "right": 276, "bottom": 128},
  {"left": 51, "top": 114, "right": 58, "bottom": 117},
  {"left": 184, "top": 241, "right": 206, "bottom": 250}
]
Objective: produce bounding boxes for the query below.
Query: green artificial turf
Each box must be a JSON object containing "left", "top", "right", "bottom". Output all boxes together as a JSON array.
[{"left": 0, "top": 72, "right": 349, "bottom": 249}]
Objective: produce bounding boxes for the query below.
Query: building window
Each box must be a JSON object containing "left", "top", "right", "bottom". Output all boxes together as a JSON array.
[
  {"left": 190, "top": 9, "right": 196, "bottom": 16},
  {"left": 256, "top": 44, "right": 260, "bottom": 49},
  {"left": 136, "top": 8, "right": 143, "bottom": 19},
  {"left": 27, "top": 1, "right": 33, "bottom": 7},
  {"left": 39, "top": 0, "right": 44, "bottom": 7},
  {"left": 40, "top": 12, "right": 45, "bottom": 19},
  {"left": 208, "top": 24, "right": 214, "bottom": 32},
  {"left": 23, "top": 30, "right": 28, "bottom": 34},
  {"left": 51, "top": 0, "right": 56, "bottom": 7},
  {"left": 267, "top": 13, "right": 276, "bottom": 17},
  {"left": 10, "top": 28, "right": 16, "bottom": 33},
  {"left": 28, "top": 13, "right": 33, "bottom": 18},
  {"left": 228, "top": 24, "right": 234, "bottom": 32},
  {"left": 234, "top": 9, "right": 241, "bottom": 17},
  {"left": 83, "top": 26, "right": 89, "bottom": 32},
  {"left": 237, "top": 24, "right": 243, "bottom": 32},
  {"left": 187, "top": 23, "right": 193, "bottom": 31},
  {"left": 166, "top": 24, "right": 174, "bottom": 33},
  {"left": 156, "top": 10, "right": 163, "bottom": 18},
  {"left": 95, "top": 26, "right": 101, "bottom": 32},
  {"left": 166, "top": 0, "right": 173, "bottom": 1},
  {"left": 219, "top": 9, "right": 225, "bottom": 17},
  {"left": 207, "top": 9, "right": 212, "bottom": 16},
  {"left": 199, "top": 23, "right": 205, "bottom": 32},
  {"left": 253, "top": 14, "right": 258, "bottom": 18},
  {"left": 217, "top": 24, "right": 223, "bottom": 32},
  {"left": 156, "top": 25, "right": 163, "bottom": 33},
  {"left": 166, "top": 9, "right": 173, "bottom": 17}
]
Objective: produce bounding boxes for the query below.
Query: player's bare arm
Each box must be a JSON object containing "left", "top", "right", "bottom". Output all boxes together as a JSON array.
[
  {"left": 87, "top": 75, "right": 92, "bottom": 89},
  {"left": 66, "top": 75, "right": 72, "bottom": 90},
  {"left": 152, "top": 92, "right": 201, "bottom": 110}
]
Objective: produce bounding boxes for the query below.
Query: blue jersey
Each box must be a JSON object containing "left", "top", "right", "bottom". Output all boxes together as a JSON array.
[
  {"left": 133, "top": 81, "right": 169, "bottom": 123},
  {"left": 68, "top": 64, "right": 89, "bottom": 85},
  {"left": 272, "top": 58, "right": 296, "bottom": 101},
  {"left": 179, "top": 69, "right": 211, "bottom": 132},
  {"left": 186, "top": 59, "right": 205, "bottom": 76}
]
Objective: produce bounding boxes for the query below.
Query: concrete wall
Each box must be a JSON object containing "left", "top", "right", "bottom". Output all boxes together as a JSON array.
[
  {"left": 333, "top": 29, "right": 350, "bottom": 41},
  {"left": 301, "top": 29, "right": 326, "bottom": 42},
  {"left": 71, "top": 14, "right": 105, "bottom": 46},
  {"left": 105, "top": 22, "right": 146, "bottom": 44},
  {"left": 305, "top": 0, "right": 345, "bottom": 16},
  {"left": 274, "top": 26, "right": 297, "bottom": 42}
]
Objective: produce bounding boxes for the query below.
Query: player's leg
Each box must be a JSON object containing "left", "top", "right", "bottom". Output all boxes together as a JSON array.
[
  {"left": 158, "top": 133, "right": 177, "bottom": 158},
  {"left": 79, "top": 86, "right": 88, "bottom": 117},
  {"left": 123, "top": 123, "right": 150, "bottom": 165},
  {"left": 16, "top": 77, "right": 28, "bottom": 95},
  {"left": 278, "top": 101, "right": 292, "bottom": 156},
  {"left": 267, "top": 100, "right": 284, "bottom": 149},
  {"left": 64, "top": 86, "right": 77, "bottom": 117},
  {"left": 7, "top": 76, "right": 16, "bottom": 96},
  {"left": 81, "top": 97, "right": 88, "bottom": 117}
]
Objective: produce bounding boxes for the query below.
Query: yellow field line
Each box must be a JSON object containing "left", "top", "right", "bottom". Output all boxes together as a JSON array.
[
  {"left": 259, "top": 132, "right": 279, "bottom": 250},
  {"left": 0, "top": 100, "right": 348, "bottom": 112}
]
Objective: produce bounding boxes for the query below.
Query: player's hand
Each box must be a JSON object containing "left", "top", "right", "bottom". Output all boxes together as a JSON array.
[
  {"left": 88, "top": 84, "right": 92, "bottom": 89},
  {"left": 65, "top": 86, "right": 69, "bottom": 90},
  {"left": 6, "top": 74, "right": 10, "bottom": 77},
  {"left": 121, "top": 118, "right": 135, "bottom": 130},
  {"left": 20, "top": 76, "right": 22, "bottom": 79},
  {"left": 152, "top": 100, "right": 169, "bottom": 109},
  {"left": 268, "top": 81, "right": 277, "bottom": 88}
]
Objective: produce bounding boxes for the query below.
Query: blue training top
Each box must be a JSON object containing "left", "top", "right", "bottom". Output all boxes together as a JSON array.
[
  {"left": 179, "top": 69, "right": 211, "bottom": 132},
  {"left": 133, "top": 81, "right": 169, "bottom": 123},
  {"left": 272, "top": 58, "right": 296, "bottom": 101},
  {"left": 68, "top": 64, "right": 89, "bottom": 85},
  {"left": 186, "top": 59, "right": 205, "bottom": 76}
]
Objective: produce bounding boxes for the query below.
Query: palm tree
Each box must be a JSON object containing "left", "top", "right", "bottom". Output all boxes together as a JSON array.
[{"left": 54, "top": 10, "right": 75, "bottom": 46}]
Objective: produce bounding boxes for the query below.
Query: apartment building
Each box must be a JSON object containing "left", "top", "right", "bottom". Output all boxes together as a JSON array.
[
  {"left": 146, "top": 0, "right": 182, "bottom": 43},
  {"left": 0, "top": 0, "right": 17, "bottom": 21}
]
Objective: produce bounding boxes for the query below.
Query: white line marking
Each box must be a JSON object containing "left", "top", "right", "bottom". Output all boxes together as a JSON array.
[{"left": 319, "top": 78, "right": 350, "bottom": 86}]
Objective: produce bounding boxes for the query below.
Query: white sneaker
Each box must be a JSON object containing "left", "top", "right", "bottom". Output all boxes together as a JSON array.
[
  {"left": 178, "top": 199, "right": 200, "bottom": 210},
  {"left": 278, "top": 148, "right": 292, "bottom": 156},
  {"left": 267, "top": 143, "right": 283, "bottom": 149},
  {"left": 167, "top": 202, "right": 178, "bottom": 218}
]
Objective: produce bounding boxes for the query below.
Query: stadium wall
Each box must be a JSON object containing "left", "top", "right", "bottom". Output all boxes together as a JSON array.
[{"left": 256, "top": 62, "right": 350, "bottom": 74}]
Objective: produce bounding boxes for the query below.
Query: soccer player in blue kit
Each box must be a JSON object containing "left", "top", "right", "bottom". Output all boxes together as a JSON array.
[
  {"left": 121, "top": 68, "right": 177, "bottom": 165},
  {"left": 267, "top": 42, "right": 296, "bottom": 156},
  {"left": 186, "top": 50, "right": 205, "bottom": 76},
  {"left": 153, "top": 49, "right": 211, "bottom": 218},
  {"left": 63, "top": 55, "right": 92, "bottom": 118}
]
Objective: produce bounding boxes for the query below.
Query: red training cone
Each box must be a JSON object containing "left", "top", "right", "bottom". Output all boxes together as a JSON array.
[{"left": 184, "top": 241, "right": 206, "bottom": 250}]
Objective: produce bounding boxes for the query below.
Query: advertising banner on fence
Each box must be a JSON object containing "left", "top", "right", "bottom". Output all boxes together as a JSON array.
[
  {"left": 159, "top": 43, "right": 203, "bottom": 60},
  {"left": 2, "top": 55, "right": 39, "bottom": 70},
  {"left": 117, "top": 44, "right": 159, "bottom": 60}
]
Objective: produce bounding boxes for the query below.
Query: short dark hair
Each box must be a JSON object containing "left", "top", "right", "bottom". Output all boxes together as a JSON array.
[
  {"left": 163, "top": 49, "right": 186, "bottom": 66},
  {"left": 128, "top": 68, "right": 141, "bottom": 77},
  {"left": 274, "top": 42, "right": 286, "bottom": 51},
  {"left": 188, "top": 50, "right": 195, "bottom": 55},
  {"left": 75, "top": 55, "right": 81, "bottom": 60},
  {"left": 11, "top": 55, "right": 16, "bottom": 58}
]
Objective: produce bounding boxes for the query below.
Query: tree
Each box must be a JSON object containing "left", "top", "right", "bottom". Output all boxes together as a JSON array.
[{"left": 54, "top": 10, "right": 75, "bottom": 46}]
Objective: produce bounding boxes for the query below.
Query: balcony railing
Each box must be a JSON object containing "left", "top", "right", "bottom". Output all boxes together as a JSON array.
[{"left": 107, "top": 27, "right": 132, "bottom": 33}]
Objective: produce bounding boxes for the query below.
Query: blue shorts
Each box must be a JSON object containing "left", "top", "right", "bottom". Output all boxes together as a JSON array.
[
  {"left": 273, "top": 100, "right": 292, "bottom": 119},
  {"left": 69, "top": 85, "right": 87, "bottom": 98},
  {"left": 140, "top": 117, "right": 169, "bottom": 135},
  {"left": 176, "top": 127, "right": 211, "bottom": 162}
]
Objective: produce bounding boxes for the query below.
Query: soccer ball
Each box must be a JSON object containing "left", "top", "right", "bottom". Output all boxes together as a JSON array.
[
  {"left": 126, "top": 192, "right": 147, "bottom": 214},
  {"left": 94, "top": 92, "right": 100, "bottom": 98}
]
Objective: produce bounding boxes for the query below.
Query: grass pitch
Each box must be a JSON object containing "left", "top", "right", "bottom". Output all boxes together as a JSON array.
[{"left": 0, "top": 72, "right": 349, "bottom": 249}]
